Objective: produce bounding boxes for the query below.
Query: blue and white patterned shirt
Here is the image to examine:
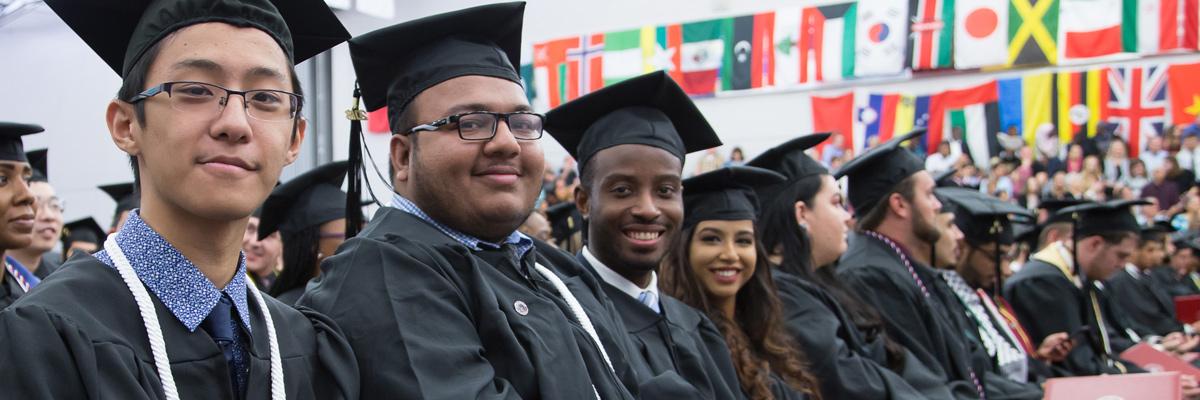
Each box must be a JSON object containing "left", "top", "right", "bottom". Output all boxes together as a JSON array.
[
  {"left": 94, "top": 210, "right": 252, "bottom": 388},
  {"left": 391, "top": 192, "right": 534, "bottom": 258}
]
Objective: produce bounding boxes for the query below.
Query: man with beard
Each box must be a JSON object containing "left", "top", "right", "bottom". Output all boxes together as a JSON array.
[
  {"left": 300, "top": 3, "right": 684, "bottom": 398},
  {"left": 1004, "top": 201, "right": 1149, "bottom": 376},
  {"left": 545, "top": 71, "right": 742, "bottom": 399},
  {"left": 836, "top": 130, "right": 990, "bottom": 399},
  {"left": 934, "top": 188, "right": 1072, "bottom": 387},
  {"left": 10, "top": 149, "right": 63, "bottom": 278}
]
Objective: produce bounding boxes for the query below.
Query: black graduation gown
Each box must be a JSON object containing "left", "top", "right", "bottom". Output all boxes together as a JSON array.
[
  {"left": 0, "top": 255, "right": 360, "bottom": 399},
  {"left": 274, "top": 287, "right": 304, "bottom": 306},
  {"left": 1106, "top": 267, "right": 1183, "bottom": 336},
  {"left": 0, "top": 270, "right": 26, "bottom": 310},
  {"left": 1002, "top": 259, "right": 1137, "bottom": 376},
  {"left": 1149, "top": 266, "right": 1200, "bottom": 298},
  {"left": 837, "top": 233, "right": 984, "bottom": 399},
  {"left": 773, "top": 269, "right": 957, "bottom": 400},
  {"left": 32, "top": 254, "right": 62, "bottom": 279},
  {"left": 299, "top": 207, "right": 652, "bottom": 399},
  {"left": 580, "top": 256, "right": 745, "bottom": 400},
  {"left": 927, "top": 273, "right": 1043, "bottom": 399}
]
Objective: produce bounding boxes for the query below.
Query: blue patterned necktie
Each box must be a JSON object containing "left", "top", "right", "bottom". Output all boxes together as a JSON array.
[
  {"left": 201, "top": 293, "right": 246, "bottom": 397},
  {"left": 638, "top": 290, "right": 661, "bottom": 314}
]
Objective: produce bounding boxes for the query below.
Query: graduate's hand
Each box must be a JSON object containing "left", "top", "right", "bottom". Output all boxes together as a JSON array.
[
  {"left": 1175, "top": 334, "right": 1200, "bottom": 355},
  {"left": 1036, "top": 332, "right": 1073, "bottom": 362}
]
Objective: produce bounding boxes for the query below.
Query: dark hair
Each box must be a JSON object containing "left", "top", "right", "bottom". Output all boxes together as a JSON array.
[
  {"left": 116, "top": 33, "right": 305, "bottom": 187},
  {"left": 756, "top": 175, "right": 907, "bottom": 371},
  {"left": 1088, "top": 230, "right": 1138, "bottom": 245},
  {"left": 660, "top": 224, "right": 821, "bottom": 400},
  {"left": 857, "top": 174, "right": 919, "bottom": 232},
  {"left": 269, "top": 225, "right": 320, "bottom": 298}
]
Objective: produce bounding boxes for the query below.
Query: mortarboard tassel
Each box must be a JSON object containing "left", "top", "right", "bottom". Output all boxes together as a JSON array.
[{"left": 344, "top": 83, "right": 366, "bottom": 239}]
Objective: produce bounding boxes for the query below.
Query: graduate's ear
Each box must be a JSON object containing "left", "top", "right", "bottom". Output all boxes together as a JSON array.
[
  {"left": 888, "top": 192, "right": 910, "bottom": 220},
  {"left": 283, "top": 117, "right": 307, "bottom": 165},
  {"left": 575, "top": 185, "right": 589, "bottom": 219},
  {"left": 390, "top": 133, "right": 413, "bottom": 186},
  {"left": 793, "top": 200, "right": 810, "bottom": 228},
  {"left": 107, "top": 100, "right": 140, "bottom": 157}
]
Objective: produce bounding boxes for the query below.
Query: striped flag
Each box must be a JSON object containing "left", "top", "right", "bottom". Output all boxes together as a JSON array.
[
  {"left": 799, "top": 3, "right": 858, "bottom": 84},
  {"left": 532, "top": 37, "right": 580, "bottom": 108},
  {"left": 949, "top": 101, "right": 1003, "bottom": 169},
  {"left": 1053, "top": 69, "right": 1111, "bottom": 140},
  {"left": 1106, "top": 65, "right": 1167, "bottom": 158},
  {"left": 855, "top": 92, "right": 902, "bottom": 152},
  {"left": 774, "top": 7, "right": 802, "bottom": 86},
  {"left": 723, "top": 13, "right": 775, "bottom": 90},
  {"left": 650, "top": 24, "right": 684, "bottom": 84},
  {"left": 907, "top": 0, "right": 954, "bottom": 70},
  {"left": 1060, "top": 0, "right": 1123, "bottom": 60},
  {"left": 680, "top": 19, "right": 728, "bottom": 96},
  {"left": 567, "top": 34, "right": 604, "bottom": 97},
  {"left": 1021, "top": 72, "right": 1056, "bottom": 145},
  {"left": 1130, "top": 0, "right": 1199, "bottom": 54},
  {"left": 928, "top": 81, "right": 1000, "bottom": 153},
  {"left": 603, "top": 29, "right": 647, "bottom": 86}
]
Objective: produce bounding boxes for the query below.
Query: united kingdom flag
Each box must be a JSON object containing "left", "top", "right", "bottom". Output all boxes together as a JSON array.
[{"left": 1107, "top": 65, "right": 1168, "bottom": 158}]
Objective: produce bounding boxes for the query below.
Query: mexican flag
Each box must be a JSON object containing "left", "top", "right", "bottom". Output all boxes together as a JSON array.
[{"left": 679, "top": 19, "right": 728, "bottom": 96}]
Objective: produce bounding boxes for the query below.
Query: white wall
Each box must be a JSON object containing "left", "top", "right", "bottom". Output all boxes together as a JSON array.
[{"left": 4, "top": 0, "right": 1200, "bottom": 227}]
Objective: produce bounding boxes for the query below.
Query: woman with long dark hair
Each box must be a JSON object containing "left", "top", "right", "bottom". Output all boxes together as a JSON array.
[
  {"left": 660, "top": 166, "right": 821, "bottom": 400},
  {"left": 259, "top": 161, "right": 359, "bottom": 304},
  {"left": 747, "top": 134, "right": 967, "bottom": 399}
]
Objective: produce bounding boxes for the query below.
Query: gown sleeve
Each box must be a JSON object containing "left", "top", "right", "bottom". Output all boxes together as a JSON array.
[
  {"left": 0, "top": 304, "right": 99, "bottom": 398},
  {"left": 294, "top": 305, "right": 360, "bottom": 400}
]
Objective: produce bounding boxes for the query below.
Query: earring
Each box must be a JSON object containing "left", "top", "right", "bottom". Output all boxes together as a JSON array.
[{"left": 799, "top": 222, "right": 809, "bottom": 230}]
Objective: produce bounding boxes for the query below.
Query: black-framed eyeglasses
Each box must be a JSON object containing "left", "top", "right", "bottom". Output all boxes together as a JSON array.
[
  {"left": 128, "top": 81, "right": 303, "bottom": 122},
  {"left": 408, "top": 111, "right": 545, "bottom": 141}
]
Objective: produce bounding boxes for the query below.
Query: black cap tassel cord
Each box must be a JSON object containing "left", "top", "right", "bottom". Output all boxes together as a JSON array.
[{"left": 345, "top": 84, "right": 366, "bottom": 239}]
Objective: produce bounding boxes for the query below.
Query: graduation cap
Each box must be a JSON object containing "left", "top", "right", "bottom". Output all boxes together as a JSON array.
[
  {"left": 351, "top": 1, "right": 525, "bottom": 133},
  {"left": 258, "top": 161, "right": 351, "bottom": 240},
  {"left": 1140, "top": 220, "right": 1176, "bottom": 242},
  {"left": 25, "top": 149, "right": 47, "bottom": 183},
  {"left": 1040, "top": 199, "right": 1088, "bottom": 225},
  {"left": 0, "top": 122, "right": 43, "bottom": 163},
  {"left": 545, "top": 71, "right": 723, "bottom": 174},
  {"left": 936, "top": 187, "right": 1035, "bottom": 295},
  {"left": 834, "top": 129, "right": 927, "bottom": 217},
  {"left": 100, "top": 182, "right": 139, "bottom": 225},
  {"left": 746, "top": 133, "right": 831, "bottom": 181},
  {"left": 62, "top": 217, "right": 106, "bottom": 248},
  {"left": 44, "top": 0, "right": 350, "bottom": 77},
  {"left": 1059, "top": 199, "right": 1148, "bottom": 239},
  {"left": 682, "top": 166, "right": 786, "bottom": 229},
  {"left": 934, "top": 167, "right": 958, "bottom": 188},
  {"left": 546, "top": 201, "right": 585, "bottom": 253}
]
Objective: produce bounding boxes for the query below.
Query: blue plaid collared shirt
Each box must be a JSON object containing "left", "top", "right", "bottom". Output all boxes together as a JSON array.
[{"left": 391, "top": 192, "right": 534, "bottom": 258}]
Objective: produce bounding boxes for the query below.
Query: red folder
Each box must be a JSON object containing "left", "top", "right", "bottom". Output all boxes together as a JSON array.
[
  {"left": 1120, "top": 342, "right": 1200, "bottom": 379},
  {"left": 1175, "top": 294, "right": 1200, "bottom": 324},
  {"left": 1043, "top": 372, "right": 1180, "bottom": 400}
]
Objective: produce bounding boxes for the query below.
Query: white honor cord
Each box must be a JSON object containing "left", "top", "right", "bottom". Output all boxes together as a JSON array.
[
  {"left": 532, "top": 263, "right": 615, "bottom": 372},
  {"left": 105, "top": 235, "right": 284, "bottom": 400}
]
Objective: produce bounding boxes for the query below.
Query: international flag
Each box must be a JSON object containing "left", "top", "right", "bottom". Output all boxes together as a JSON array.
[
  {"left": 774, "top": 7, "right": 802, "bottom": 86},
  {"left": 367, "top": 107, "right": 389, "bottom": 133},
  {"left": 650, "top": 24, "right": 684, "bottom": 84},
  {"left": 723, "top": 13, "right": 775, "bottom": 90},
  {"left": 954, "top": 0, "right": 1010, "bottom": 68},
  {"left": 949, "top": 101, "right": 1003, "bottom": 169},
  {"left": 602, "top": 28, "right": 647, "bottom": 86},
  {"left": 1106, "top": 65, "right": 1167, "bottom": 158},
  {"left": 998, "top": 78, "right": 1025, "bottom": 136},
  {"left": 567, "top": 34, "right": 605, "bottom": 98},
  {"left": 1166, "top": 62, "right": 1200, "bottom": 125},
  {"left": 854, "top": 92, "right": 903, "bottom": 151},
  {"left": 799, "top": 3, "right": 858, "bottom": 84},
  {"left": 680, "top": 19, "right": 727, "bottom": 96},
  {"left": 1021, "top": 72, "right": 1056, "bottom": 145},
  {"left": 928, "top": 81, "right": 1000, "bottom": 153},
  {"left": 1053, "top": 69, "right": 1111, "bottom": 140},
  {"left": 907, "top": 0, "right": 954, "bottom": 70},
  {"left": 533, "top": 37, "right": 580, "bottom": 108},
  {"left": 1007, "top": 0, "right": 1059, "bottom": 67},
  {"left": 520, "top": 63, "right": 537, "bottom": 105},
  {"left": 1130, "top": 0, "right": 1199, "bottom": 54},
  {"left": 812, "top": 93, "right": 856, "bottom": 153},
  {"left": 854, "top": 0, "right": 909, "bottom": 77},
  {"left": 1059, "top": 0, "right": 1123, "bottom": 60}
]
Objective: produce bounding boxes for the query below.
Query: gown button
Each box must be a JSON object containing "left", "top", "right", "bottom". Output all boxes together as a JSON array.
[{"left": 514, "top": 300, "right": 529, "bottom": 316}]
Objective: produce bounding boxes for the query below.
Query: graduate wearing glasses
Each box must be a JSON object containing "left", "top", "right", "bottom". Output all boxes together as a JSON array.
[{"left": 0, "top": 0, "right": 358, "bottom": 398}]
